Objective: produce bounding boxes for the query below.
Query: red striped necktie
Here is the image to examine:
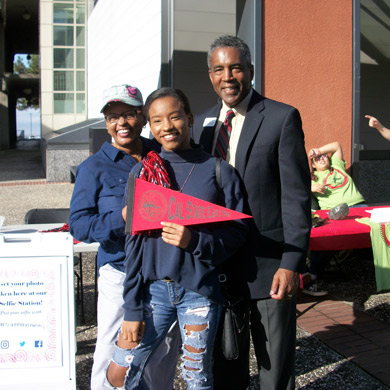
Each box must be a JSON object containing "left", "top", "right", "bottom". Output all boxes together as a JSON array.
[{"left": 214, "top": 109, "right": 235, "bottom": 160}]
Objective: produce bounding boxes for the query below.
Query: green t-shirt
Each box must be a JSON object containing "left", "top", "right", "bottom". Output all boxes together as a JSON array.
[{"left": 312, "top": 156, "right": 365, "bottom": 210}]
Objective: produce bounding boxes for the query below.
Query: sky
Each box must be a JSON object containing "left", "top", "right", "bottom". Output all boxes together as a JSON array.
[{"left": 15, "top": 54, "right": 41, "bottom": 139}]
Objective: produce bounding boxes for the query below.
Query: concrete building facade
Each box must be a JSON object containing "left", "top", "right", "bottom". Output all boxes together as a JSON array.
[{"left": 40, "top": 0, "right": 88, "bottom": 138}]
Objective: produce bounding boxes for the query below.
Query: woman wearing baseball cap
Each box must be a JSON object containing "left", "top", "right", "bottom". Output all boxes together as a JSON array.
[{"left": 69, "top": 84, "right": 180, "bottom": 390}]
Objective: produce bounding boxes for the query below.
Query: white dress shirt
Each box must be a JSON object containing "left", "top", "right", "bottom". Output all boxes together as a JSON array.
[{"left": 212, "top": 90, "right": 253, "bottom": 167}]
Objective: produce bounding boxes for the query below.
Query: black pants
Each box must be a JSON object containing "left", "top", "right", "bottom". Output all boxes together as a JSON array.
[{"left": 250, "top": 297, "right": 296, "bottom": 390}]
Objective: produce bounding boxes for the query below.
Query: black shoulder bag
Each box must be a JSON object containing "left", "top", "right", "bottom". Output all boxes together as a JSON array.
[{"left": 215, "top": 158, "right": 248, "bottom": 360}]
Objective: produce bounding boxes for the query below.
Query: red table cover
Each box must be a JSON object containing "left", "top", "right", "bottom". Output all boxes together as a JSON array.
[{"left": 309, "top": 206, "right": 389, "bottom": 251}]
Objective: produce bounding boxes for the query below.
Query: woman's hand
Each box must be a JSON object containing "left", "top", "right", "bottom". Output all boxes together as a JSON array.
[
  {"left": 122, "top": 206, "right": 127, "bottom": 222},
  {"left": 106, "top": 331, "right": 140, "bottom": 388},
  {"left": 160, "top": 222, "right": 192, "bottom": 248},
  {"left": 120, "top": 320, "right": 145, "bottom": 343},
  {"left": 311, "top": 182, "right": 327, "bottom": 194},
  {"left": 309, "top": 148, "right": 321, "bottom": 159}
]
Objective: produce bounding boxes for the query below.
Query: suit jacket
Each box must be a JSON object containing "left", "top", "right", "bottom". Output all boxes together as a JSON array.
[{"left": 192, "top": 90, "right": 312, "bottom": 299}]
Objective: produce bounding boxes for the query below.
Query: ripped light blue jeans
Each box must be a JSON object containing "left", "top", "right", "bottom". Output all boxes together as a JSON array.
[{"left": 124, "top": 280, "right": 222, "bottom": 390}]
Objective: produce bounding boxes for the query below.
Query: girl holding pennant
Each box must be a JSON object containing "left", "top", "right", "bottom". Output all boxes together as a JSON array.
[{"left": 106, "top": 88, "right": 249, "bottom": 389}]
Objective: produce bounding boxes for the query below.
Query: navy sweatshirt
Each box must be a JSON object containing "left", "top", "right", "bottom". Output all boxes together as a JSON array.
[
  {"left": 69, "top": 139, "right": 159, "bottom": 271},
  {"left": 122, "top": 146, "right": 248, "bottom": 322}
]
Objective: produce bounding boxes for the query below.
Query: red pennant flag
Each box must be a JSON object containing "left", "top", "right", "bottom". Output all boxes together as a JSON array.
[{"left": 125, "top": 176, "right": 252, "bottom": 234}]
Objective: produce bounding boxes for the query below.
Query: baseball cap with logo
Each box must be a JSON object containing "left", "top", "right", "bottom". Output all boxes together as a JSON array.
[{"left": 100, "top": 84, "right": 143, "bottom": 113}]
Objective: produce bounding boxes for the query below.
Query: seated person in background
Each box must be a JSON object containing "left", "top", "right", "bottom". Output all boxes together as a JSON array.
[
  {"left": 310, "top": 141, "right": 365, "bottom": 210},
  {"left": 365, "top": 115, "right": 390, "bottom": 142},
  {"left": 304, "top": 141, "right": 366, "bottom": 296}
]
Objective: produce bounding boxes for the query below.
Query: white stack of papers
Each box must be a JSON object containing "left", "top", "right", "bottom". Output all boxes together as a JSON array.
[{"left": 367, "top": 208, "right": 390, "bottom": 223}]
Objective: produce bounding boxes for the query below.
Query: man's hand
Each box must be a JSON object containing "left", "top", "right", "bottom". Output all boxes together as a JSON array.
[
  {"left": 365, "top": 115, "right": 381, "bottom": 130},
  {"left": 120, "top": 320, "right": 145, "bottom": 343},
  {"left": 270, "top": 268, "right": 299, "bottom": 300},
  {"left": 160, "top": 222, "right": 192, "bottom": 248}
]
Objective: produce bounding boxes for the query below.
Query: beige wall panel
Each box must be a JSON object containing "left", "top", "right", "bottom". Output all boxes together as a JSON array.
[
  {"left": 40, "top": 1, "right": 53, "bottom": 25},
  {"left": 43, "top": 71, "right": 53, "bottom": 93},
  {"left": 174, "top": 31, "right": 234, "bottom": 52},
  {"left": 40, "top": 47, "right": 53, "bottom": 71},
  {"left": 40, "top": 69, "right": 53, "bottom": 93},
  {"left": 53, "top": 115, "right": 77, "bottom": 131},
  {"left": 41, "top": 93, "right": 53, "bottom": 115},
  {"left": 172, "top": 3, "right": 235, "bottom": 114},
  {"left": 75, "top": 114, "right": 88, "bottom": 123},
  {"left": 40, "top": 25, "right": 53, "bottom": 48},
  {"left": 41, "top": 70, "right": 53, "bottom": 92},
  {"left": 41, "top": 114, "right": 54, "bottom": 138},
  {"left": 175, "top": 0, "right": 235, "bottom": 13},
  {"left": 175, "top": 11, "right": 235, "bottom": 33}
]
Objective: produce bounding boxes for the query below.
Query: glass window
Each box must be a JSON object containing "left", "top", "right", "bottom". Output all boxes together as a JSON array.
[
  {"left": 54, "top": 71, "right": 74, "bottom": 91},
  {"left": 76, "top": 71, "right": 85, "bottom": 91},
  {"left": 54, "top": 93, "right": 74, "bottom": 114},
  {"left": 53, "top": 26, "right": 74, "bottom": 46},
  {"left": 76, "top": 26, "right": 85, "bottom": 46},
  {"left": 76, "top": 48, "right": 85, "bottom": 68},
  {"left": 53, "top": 48, "right": 74, "bottom": 68},
  {"left": 76, "top": 93, "right": 86, "bottom": 114},
  {"left": 76, "top": 4, "right": 85, "bottom": 24},
  {"left": 53, "top": 3, "right": 74, "bottom": 24}
]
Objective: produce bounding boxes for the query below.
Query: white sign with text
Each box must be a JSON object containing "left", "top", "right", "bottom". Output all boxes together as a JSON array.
[{"left": 0, "top": 232, "right": 75, "bottom": 390}]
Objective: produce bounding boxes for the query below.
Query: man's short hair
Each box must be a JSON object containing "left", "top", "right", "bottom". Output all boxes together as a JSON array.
[{"left": 207, "top": 35, "right": 252, "bottom": 69}]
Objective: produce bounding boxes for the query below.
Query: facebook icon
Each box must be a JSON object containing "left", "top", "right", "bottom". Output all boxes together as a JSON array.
[{"left": 34, "top": 340, "right": 43, "bottom": 348}]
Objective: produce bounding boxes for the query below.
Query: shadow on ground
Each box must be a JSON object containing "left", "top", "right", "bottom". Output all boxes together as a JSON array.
[{"left": 0, "top": 140, "right": 45, "bottom": 182}]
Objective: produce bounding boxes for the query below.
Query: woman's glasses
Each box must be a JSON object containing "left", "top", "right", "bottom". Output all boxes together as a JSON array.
[
  {"left": 313, "top": 154, "right": 328, "bottom": 162},
  {"left": 105, "top": 110, "right": 141, "bottom": 124}
]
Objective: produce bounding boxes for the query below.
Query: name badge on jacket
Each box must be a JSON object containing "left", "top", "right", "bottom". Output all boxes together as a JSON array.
[{"left": 203, "top": 117, "right": 217, "bottom": 127}]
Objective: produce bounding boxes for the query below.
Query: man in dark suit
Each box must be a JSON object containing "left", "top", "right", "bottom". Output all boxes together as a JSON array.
[{"left": 192, "top": 35, "right": 312, "bottom": 390}]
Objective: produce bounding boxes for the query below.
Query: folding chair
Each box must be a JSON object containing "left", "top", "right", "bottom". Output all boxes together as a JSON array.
[{"left": 24, "top": 208, "right": 70, "bottom": 224}]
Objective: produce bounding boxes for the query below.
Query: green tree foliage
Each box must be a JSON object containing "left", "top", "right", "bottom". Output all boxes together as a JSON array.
[
  {"left": 13, "top": 56, "right": 27, "bottom": 74},
  {"left": 26, "top": 55, "right": 40, "bottom": 74},
  {"left": 13, "top": 55, "right": 40, "bottom": 110},
  {"left": 13, "top": 55, "right": 40, "bottom": 74}
]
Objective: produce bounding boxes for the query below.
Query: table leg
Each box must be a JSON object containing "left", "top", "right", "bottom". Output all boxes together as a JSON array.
[
  {"left": 79, "top": 253, "right": 85, "bottom": 324},
  {"left": 94, "top": 254, "right": 98, "bottom": 318}
]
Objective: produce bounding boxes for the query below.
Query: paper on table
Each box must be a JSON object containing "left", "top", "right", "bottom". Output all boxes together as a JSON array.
[
  {"left": 367, "top": 208, "right": 390, "bottom": 223},
  {"left": 0, "top": 216, "right": 4, "bottom": 229}
]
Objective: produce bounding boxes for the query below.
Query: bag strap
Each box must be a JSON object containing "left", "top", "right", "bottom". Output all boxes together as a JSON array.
[
  {"left": 215, "top": 157, "right": 222, "bottom": 189},
  {"left": 215, "top": 157, "right": 231, "bottom": 300},
  {"left": 215, "top": 158, "right": 247, "bottom": 306}
]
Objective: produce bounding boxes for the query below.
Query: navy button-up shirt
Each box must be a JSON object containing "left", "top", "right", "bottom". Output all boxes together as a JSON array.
[{"left": 69, "top": 139, "right": 159, "bottom": 272}]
